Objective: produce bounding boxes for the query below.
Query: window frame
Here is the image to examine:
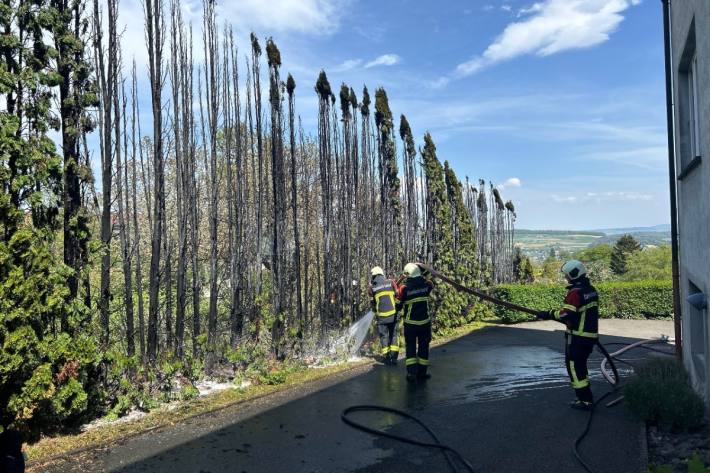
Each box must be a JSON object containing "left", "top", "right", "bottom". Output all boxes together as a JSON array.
[{"left": 689, "top": 53, "right": 701, "bottom": 161}]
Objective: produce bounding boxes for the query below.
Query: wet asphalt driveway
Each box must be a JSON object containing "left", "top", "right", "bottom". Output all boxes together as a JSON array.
[{"left": 41, "top": 320, "right": 672, "bottom": 473}]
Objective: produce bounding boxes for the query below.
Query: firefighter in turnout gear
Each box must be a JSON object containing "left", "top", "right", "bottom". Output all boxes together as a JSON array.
[
  {"left": 368, "top": 266, "right": 400, "bottom": 365},
  {"left": 396, "top": 263, "right": 434, "bottom": 382},
  {"left": 537, "top": 260, "right": 599, "bottom": 410}
]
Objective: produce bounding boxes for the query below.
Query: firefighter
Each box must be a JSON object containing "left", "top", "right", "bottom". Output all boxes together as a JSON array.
[
  {"left": 537, "top": 260, "right": 599, "bottom": 410},
  {"left": 368, "top": 266, "right": 400, "bottom": 365},
  {"left": 396, "top": 263, "right": 434, "bottom": 382}
]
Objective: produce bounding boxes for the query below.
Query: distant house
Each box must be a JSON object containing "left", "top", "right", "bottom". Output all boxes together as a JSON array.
[{"left": 666, "top": 0, "right": 709, "bottom": 403}]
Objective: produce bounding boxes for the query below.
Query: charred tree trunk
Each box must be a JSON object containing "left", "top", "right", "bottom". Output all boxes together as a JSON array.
[
  {"left": 266, "top": 39, "right": 286, "bottom": 354},
  {"left": 131, "top": 61, "right": 146, "bottom": 360},
  {"left": 145, "top": 0, "right": 165, "bottom": 363},
  {"left": 93, "top": 0, "right": 117, "bottom": 347}
]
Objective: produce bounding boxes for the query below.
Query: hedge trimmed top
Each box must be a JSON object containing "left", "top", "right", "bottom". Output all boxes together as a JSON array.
[{"left": 492, "top": 280, "right": 673, "bottom": 324}]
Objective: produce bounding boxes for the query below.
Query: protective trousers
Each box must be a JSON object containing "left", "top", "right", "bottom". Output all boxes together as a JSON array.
[
  {"left": 404, "top": 324, "right": 431, "bottom": 377},
  {"left": 377, "top": 321, "right": 399, "bottom": 361},
  {"left": 565, "top": 334, "right": 595, "bottom": 403}
]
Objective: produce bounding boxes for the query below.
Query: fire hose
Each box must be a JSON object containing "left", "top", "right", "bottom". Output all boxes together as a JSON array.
[{"left": 341, "top": 264, "right": 669, "bottom": 473}]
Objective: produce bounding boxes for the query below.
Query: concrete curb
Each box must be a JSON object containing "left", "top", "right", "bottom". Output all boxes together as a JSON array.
[{"left": 639, "top": 422, "right": 649, "bottom": 473}]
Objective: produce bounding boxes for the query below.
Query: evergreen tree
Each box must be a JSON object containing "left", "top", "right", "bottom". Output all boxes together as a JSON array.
[
  {"left": 421, "top": 134, "right": 458, "bottom": 329},
  {"left": 444, "top": 161, "right": 479, "bottom": 324},
  {"left": 611, "top": 234, "right": 641, "bottom": 275},
  {"left": 512, "top": 247, "right": 534, "bottom": 283},
  {"left": 50, "top": 0, "right": 97, "bottom": 316},
  {"left": 0, "top": 0, "right": 96, "bottom": 434},
  {"left": 399, "top": 114, "right": 418, "bottom": 261},
  {"left": 374, "top": 88, "right": 401, "bottom": 270}
]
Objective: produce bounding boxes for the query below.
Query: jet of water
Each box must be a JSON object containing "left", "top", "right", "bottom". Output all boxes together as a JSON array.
[
  {"left": 303, "top": 311, "right": 375, "bottom": 366},
  {"left": 344, "top": 311, "right": 375, "bottom": 356}
]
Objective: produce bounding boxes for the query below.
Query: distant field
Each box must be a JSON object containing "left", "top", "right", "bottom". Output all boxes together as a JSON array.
[
  {"left": 514, "top": 230, "right": 604, "bottom": 260},
  {"left": 514, "top": 229, "right": 672, "bottom": 261}
]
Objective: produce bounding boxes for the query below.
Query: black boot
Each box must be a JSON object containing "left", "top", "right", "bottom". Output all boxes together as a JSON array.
[{"left": 417, "top": 365, "right": 431, "bottom": 381}]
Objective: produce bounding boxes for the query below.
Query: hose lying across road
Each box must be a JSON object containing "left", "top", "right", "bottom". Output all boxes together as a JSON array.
[
  {"left": 341, "top": 405, "right": 476, "bottom": 473},
  {"left": 341, "top": 265, "right": 676, "bottom": 473}
]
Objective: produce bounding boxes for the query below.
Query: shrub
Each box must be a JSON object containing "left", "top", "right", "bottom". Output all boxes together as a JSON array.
[
  {"left": 492, "top": 280, "right": 673, "bottom": 323},
  {"left": 178, "top": 385, "right": 200, "bottom": 401},
  {"left": 624, "top": 358, "right": 705, "bottom": 431},
  {"left": 0, "top": 228, "right": 100, "bottom": 436},
  {"left": 687, "top": 454, "right": 710, "bottom": 473}
]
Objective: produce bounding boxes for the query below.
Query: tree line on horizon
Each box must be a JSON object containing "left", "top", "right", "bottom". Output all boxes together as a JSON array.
[{"left": 0, "top": 0, "right": 520, "bottom": 436}]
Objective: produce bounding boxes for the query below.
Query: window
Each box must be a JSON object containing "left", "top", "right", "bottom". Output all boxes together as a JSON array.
[
  {"left": 678, "top": 20, "right": 702, "bottom": 173},
  {"left": 688, "top": 54, "right": 701, "bottom": 161},
  {"left": 689, "top": 281, "right": 706, "bottom": 383}
]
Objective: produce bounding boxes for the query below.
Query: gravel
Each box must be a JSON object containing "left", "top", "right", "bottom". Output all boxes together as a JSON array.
[{"left": 648, "top": 423, "right": 710, "bottom": 472}]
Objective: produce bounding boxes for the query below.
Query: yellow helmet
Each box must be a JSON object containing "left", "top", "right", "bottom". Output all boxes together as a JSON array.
[
  {"left": 371, "top": 266, "right": 385, "bottom": 277},
  {"left": 403, "top": 262, "right": 422, "bottom": 278}
]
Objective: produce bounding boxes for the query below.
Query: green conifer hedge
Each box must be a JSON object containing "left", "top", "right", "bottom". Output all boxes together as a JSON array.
[{"left": 492, "top": 280, "right": 673, "bottom": 323}]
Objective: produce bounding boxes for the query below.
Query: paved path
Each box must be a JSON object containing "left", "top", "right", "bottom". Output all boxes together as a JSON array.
[{"left": 42, "top": 320, "right": 672, "bottom": 473}]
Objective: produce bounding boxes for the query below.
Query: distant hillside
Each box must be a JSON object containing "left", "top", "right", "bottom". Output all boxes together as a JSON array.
[
  {"left": 592, "top": 224, "right": 671, "bottom": 235},
  {"left": 516, "top": 229, "right": 605, "bottom": 237},
  {"left": 515, "top": 226, "right": 671, "bottom": 261},
  {"left": 589, "top": 231, "right": 672, "bottom": 247},
  {"left": 514, "top": 230, "right": 604, "bottom": 261}
]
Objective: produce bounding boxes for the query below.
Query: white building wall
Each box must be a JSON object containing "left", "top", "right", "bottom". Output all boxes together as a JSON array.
[{"left": 671, "top": 0, "right": 710, "bottom": 403}]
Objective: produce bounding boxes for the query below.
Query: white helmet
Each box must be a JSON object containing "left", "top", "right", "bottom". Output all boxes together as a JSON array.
[
  {"left": 403, "top": 262, "right": 422, "bottom": 278},
  {"left": 371, "top": 266, "right": 385, "bottom": 277},
  {"left": 561, "top": 260, "right": 587, "bottom": 281}
]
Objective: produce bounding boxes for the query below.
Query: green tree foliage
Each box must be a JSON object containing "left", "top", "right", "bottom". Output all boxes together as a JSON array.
[
  {"left": 444, "top": 162, "right": 478, "bottom": 279},
  {"left": 48, "top": 0, "right": 98, "bottom": 310},
  {"left": 611, "top": 234, "right": 641, "bottom": 275},
  {"left": 574, "top": 244, "right": 614, "bottom": 282},
  {"left": 576, "top": 244, "right": 613, "bottom": 265},
  {"left": 442, "top": 161, "right": 478, "bottom": 326},
  {"left": 538, "top": 254, "right": 564, "bottom": 284},
  {"left": 374, "top": 88, "right": 401, "bottom": 269},
  {"left": 0, "top": 0, "right": 97, "bottom": 434},
  {"left": 512, "top": 247, "right": 534, "bottom": 283},
  {"left": 623, "top": 246, "right": 672, "bottom": 281},
  {"left": 422, "top": 135, "right": 464, "bottom": 329}
]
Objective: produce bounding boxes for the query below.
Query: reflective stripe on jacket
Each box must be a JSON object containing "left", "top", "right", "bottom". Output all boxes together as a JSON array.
[
  {"left": 396, "top": 276, "right": 433, "bottom": 326},
  {"left": 551, "top": 278, "right": 599, "bottom": 338},
  {"left": 368, "top": 275, "right": 398, "bottom": 320}
]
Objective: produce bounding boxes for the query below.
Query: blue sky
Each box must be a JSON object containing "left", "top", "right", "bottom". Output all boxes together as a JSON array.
[{"left": 117, "top": 0, "right": 670, "bottom": 230}]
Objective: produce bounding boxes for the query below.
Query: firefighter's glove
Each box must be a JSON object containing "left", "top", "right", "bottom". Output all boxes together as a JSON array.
[{"left": 536, "top": 310, "right": 552, "bottom": 320}]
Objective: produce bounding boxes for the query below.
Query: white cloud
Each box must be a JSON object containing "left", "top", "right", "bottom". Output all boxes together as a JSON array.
[
  {"left": 498, "top": 177, "right": 522, "bottom": 190},
  {"left": 332, "top": 59, "right": 363, "bottom": 72},
  {"left": 551, "top": 194, "right": 578, "bottom": 203},
  {"left": 452, "top": 0, "right": 641, "bottom": 78},
  {"left": 504, "top": 177, "right": 522, "bottom": 187},
  {"left": 219, "top": 0, "right": 350, "bottom": 36},
  {"left": 364, "top": 54, "right": 402, "bottom": 68},
  {"left": 118, "top": 0, "right": 350, "bottom": 76},
  {"left": 587, "top": 191, "right": 653, "bottom": 201},
  {"left": 501, "top": 4, "right": 513, "bottom": 12},
  {"left": 330, "top": 54, "right": 401, "bottom": 73},
  {"left": 579, "top": 146, "right": 666, "bottom": 170},
  {"left": 553, "top": 191, "right": 653, "bottom": 205},
  {"left": 517, "top": 3, "right": 544, "bottom": 17}
]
